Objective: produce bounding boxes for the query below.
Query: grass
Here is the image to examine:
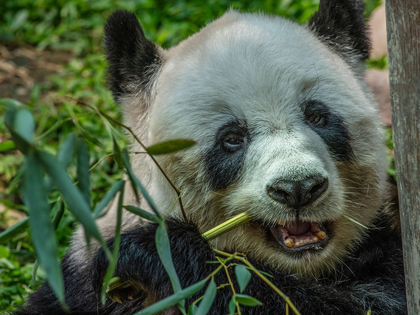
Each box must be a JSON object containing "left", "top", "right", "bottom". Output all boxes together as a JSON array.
[{"left": 0, "top": 0, "right": 385, "bottom": 312}]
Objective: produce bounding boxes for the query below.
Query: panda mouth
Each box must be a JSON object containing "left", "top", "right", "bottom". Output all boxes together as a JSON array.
[{"left": 268, "top": 219, "right": 329, "bottom": 252}]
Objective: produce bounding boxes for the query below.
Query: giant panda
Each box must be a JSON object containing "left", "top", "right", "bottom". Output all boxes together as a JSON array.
[{"left": 16, "top": 0, "right": 407, "bottom": 314}]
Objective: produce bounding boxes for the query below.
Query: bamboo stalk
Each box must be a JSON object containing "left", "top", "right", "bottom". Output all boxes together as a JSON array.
[{"left": 202, "top": 213, "right": 252, "bottom": 241}]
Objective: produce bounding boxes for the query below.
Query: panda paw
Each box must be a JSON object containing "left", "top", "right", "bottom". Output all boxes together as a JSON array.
[{"left": 92, "top": 219, "right": 216, "bottom": 302}]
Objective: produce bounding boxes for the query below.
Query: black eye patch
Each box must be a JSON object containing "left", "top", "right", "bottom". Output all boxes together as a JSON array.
[
  {"left": 302, "top": 100, "right": 353, "bottom": 160},
  {"left": 205, "top": 121, "right": 249, "bottom": 190}
]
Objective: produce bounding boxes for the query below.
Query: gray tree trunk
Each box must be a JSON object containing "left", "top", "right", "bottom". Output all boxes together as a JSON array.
[{"left": 385, "top": 1, "right": 420, "bottom": 314}]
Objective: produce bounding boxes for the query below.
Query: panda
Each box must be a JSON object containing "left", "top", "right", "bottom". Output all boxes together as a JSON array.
[{"left": 16, "top": 0, "right": 407, "bottom": 314}]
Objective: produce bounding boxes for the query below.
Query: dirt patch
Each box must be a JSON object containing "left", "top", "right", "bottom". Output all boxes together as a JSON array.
[{"left": 0, "top": 41, "right": 73, "bottom": 103}]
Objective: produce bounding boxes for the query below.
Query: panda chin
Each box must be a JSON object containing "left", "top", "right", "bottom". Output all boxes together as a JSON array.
[{"left": 268, "top": 219, "right": 330, "bottom": 252}]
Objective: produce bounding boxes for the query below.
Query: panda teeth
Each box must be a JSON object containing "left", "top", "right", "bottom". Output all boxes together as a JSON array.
[
  {"left": 315, "top": 231, "right": 326, "bottom": 240},
  {"left": 284, "top": 235, "right": 324, "bottom": 249},
  {"left": 284, "top": 237, "right": 295, "bottom": 248}
]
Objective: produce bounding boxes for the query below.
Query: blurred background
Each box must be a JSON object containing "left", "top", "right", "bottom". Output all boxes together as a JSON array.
[{"left": 0, "top": 0, "right": 390, "bottom": 311}]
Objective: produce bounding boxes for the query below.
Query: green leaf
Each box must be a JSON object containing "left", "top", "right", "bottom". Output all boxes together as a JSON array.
[
  {"left": 9, "top": 108, "right": 35, "bottom": 145},
  {"left": 77, "top": 139, "right": 90, "bottom": 206},
  {"left": 112, "top": 135, "right": 124, "bottom": 169},
  {"left": 101, "top": 182, "right": 125, "bottom": 304},
  {"left": 106, "top": 277, "right": 121, "bottom": 293},
  {"left": 0, "top": 245, "right": 10, "bottom": 258},
  {"left": 146, "top": 139, "right": 196, "bottom": 156},
  {"left": 10, "top": 10, "right": 29, "bottom": 31},
  {"left": 188, "top": 304, "right": 198, "bottom": 315},
  {"left": 45, "top": 134, "right": 77, "bottom": 191},
  {"left": 57, "top": 134, "right": 77, "bottom": 168},
  {"left": 155, "top": 223, "right": 185, "bottom": 312},
  {"left": 37, "top": 151, "right": 103, "bottom": 244},
  {"left": 0, "top": 140, "right": 15, "bottom": 152},
  {"left": 122, "top": 152, "right": 140, "bottom": 202},
  {"left": 0, "top": 217, "right": 29, "bottom": 243},
  {"left": 0, "top": 98, "right": 23, "bottom": 110},
  {"left": 21, "top": 153, "right": 66, "bottom": 310},
  {"left": 31, "top": 201, "right": 65, "bottom": 286},
  {"left": 234, "top": 294, "right": 262, "bottom": 307},
  {"left": 122, "top": 151, "right": 161, "bottom": 217},
  {"left": 123, "top": 205, "right": 162, "bottom": 224},
  {"left": 196, "top": 279, "right": 217, "bottom": 315},
  {"left": 93, "top": 180, "right": 125, "bottom": 219},
  {"left": 52, "top": 200, "right": 65, "bottom": 230},
  {"left": 235, "top": 265, "right": 251, "bottom": 293},
  {"left": 228, "top": 296, "right": 236, "bottom": 314},
  {"left": 136, "top": 279, "right": 207, "bottom": 315},
  {"left": 5, "top": 108, "right": 35, "bottom": 154},
  {"left": 29, "top": 260, "right": 40, "bottom": 288}
]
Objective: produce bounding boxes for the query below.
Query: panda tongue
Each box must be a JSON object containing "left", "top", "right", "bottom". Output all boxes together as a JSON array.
[{"left": 284, "top": 219, "right": 311, "bottom": 235}]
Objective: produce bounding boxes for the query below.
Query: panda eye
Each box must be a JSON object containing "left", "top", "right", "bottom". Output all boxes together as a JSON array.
[
  {"left": 307, "top": 112, "right": 327, "bottom": 126},
  {"left": 303, "top": 100, "right": 329, "bottom": 127},
  {"left": 222, "top": 134, "right": 245, "bottom": 151}
]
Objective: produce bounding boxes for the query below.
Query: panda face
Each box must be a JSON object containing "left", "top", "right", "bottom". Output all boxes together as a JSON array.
[{"left": 105, "top": 6, "right": 387, "bottom": 277}]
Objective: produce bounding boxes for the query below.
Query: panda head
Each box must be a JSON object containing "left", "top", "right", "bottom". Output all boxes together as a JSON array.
[{"left": 105, "top": 0, "right": 387, "bottom": 277}]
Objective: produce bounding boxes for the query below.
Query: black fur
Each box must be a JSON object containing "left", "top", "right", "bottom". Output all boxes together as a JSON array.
[
  {"left": 205, "top": 120, "right": 249, "bottom": 190},
  {"left": 16, "top": 212, "right": 406, "bottom": 315},
  {"left": 104, "top": 10, "right": 162, "bottom": 100},
  {"left": 308, "top": 0, "right": 370, "bottom": 63},
  {"left": 303, "top": 100, "right": 353, "bottom": 160}
]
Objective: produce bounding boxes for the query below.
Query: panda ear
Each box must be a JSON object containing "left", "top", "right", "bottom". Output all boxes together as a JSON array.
[
  {"left": 104, "top": 10, "right": 163, "bottom": 102},
  {"left": 308, "top": 0, "right": 370, "bottom": 63}
]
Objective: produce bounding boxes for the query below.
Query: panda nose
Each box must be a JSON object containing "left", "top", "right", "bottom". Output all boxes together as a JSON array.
[{"left": 267, "top": 176, "right": 329, "bottom": 207}]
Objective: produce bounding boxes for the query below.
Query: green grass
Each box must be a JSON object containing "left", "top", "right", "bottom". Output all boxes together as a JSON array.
[{"left": 0, "top": 0, "right": 384, "bottom": 311}]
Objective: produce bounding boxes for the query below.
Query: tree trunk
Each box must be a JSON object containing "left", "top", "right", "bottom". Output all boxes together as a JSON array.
[{"left": 385, "top": 1, "right": 420, "bottom": 314}]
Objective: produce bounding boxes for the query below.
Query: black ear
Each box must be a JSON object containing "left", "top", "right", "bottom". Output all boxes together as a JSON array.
[
  {"left": 104, "top": 10, "right": 162, "bottom": 100},
  {"left": 308, "top": 0, "right": 370, "bottom": 63}
]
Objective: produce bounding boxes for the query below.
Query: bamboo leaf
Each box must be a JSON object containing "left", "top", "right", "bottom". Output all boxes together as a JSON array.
[
  {"left": 112, "top": 135, "right": 124, "bottom": 170},
  {"left": 8, "top": 108, "right": 35, "bottom": 145},
  {"left": 195, "top": 279, "right": 217, "bottom": 315},
  {"left": 21, "top": 153, "right": 66, "bottom": 310},
  {"left": 136, "top": 279, "right": 207, "bottom": 315},
  {"left": 0, "top": 140, "right": 15, "bottom": 152},
  {"left": 188, "top": 304, "right": 198, "bottom": 315},
  {"left": 106, "top": 277, "right": 121, "bottom": 293},
  {"left": 29, "top": 260, "right": 40, "bottom": 288},
  {"left": 45, "top": 134, "right": 77, "bottom": 191},
  {"left": 52, "top": 200, "right": 65, "bottom": 230},
  {"left": 123, "top": 205, "right": 162, "bottom": 224},
  {"left": 122, "top": 151, "right": 139, "bottom": 202},
  {"left": 101, "top": 182, "right": 125, "bottom": 304},
  {"left": 122, "top": 151, "right": 161, "bottom": 217},
  {"left": 0, "top": 217, "right": 29, "bottom": 243},
  {"left": 0, "top": 98, "right": 23, "bottom": 110},
  {"left": 5, "top": 108, "right": 34, "bottom": 154},
  {"left": 37, "top": 151, "right": 103, "bottom": 244},
  {"left": 235, "top": 265, "right": 252, "bottom": 293},
  {"left": 228, "top": 296, "right": 236, "bottom": 314},
  {"left": 57, "top": 134, "right": 77, "bottom": 168},
  {"left": 156, "top": 223, "right": 185, "bottom": 312},
  {"left": 93, "top": 180, "right": 124, "bottom": 219},
  {"left": 30, "top": 200, "right": 65, "bottom": 287},
  {"left": 77, "top": 139, "right": 90, "bottom": 206},
  {"left": 146, "top": 139, "right": 196, "bottom": 156},
  {"left": 234, "top": 294, "right": 262, "bottom": 307}
]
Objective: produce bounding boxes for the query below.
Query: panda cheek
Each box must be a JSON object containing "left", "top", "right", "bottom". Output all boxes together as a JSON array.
[{"left": 205, "top": 149, "right": 247, "bottom": 191}]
